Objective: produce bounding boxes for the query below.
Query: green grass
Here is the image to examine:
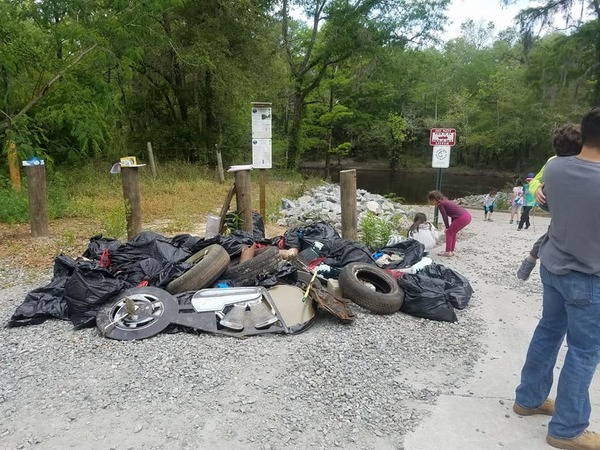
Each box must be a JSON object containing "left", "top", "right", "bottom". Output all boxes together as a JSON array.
[{"left": 0, "top": 162, "right": 324, "bottom": 234}]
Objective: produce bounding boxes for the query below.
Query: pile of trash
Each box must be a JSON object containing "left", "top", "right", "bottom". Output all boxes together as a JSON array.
[{"left": 7, "top": 215, "right": 474, "bottom": 341}]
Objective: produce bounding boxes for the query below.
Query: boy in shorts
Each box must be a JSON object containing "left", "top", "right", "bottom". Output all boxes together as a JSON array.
[{"left": 516, "top": 123, "right": 582, "bottom": 280}]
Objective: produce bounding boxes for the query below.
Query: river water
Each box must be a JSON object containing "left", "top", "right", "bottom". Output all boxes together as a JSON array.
[{"left": 300, "top": 168, "right": 512, "bottom": 204}]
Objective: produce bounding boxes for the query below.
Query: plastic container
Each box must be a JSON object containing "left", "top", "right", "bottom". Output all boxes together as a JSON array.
[{"left": 205, "top": 215, "right": 220, "bottom": 239}]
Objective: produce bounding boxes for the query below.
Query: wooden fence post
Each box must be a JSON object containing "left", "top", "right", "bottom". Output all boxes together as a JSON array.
[
  {"left": 216, "top": 144, "right": 225, "bottom": 184},
  {"left": 146, "top": 142, "right": 158, "bottom": 178},
  {"left": 121, "top": 166, "right": 142, "bottom": 240},
  {"left": 340, "top": 169, "right": 357, "bottom": 240},
  {"left": 259, "top": 169, "right": 266, "bottom": 222},
  {"left": 234, "top": 169, "right": 253, "bottom": 233},
  {"left": 24, "top": 164, "right": 49, "bottom": 237}
]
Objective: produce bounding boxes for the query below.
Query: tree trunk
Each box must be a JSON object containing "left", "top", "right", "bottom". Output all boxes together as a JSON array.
[{"left": 287, "top": 88, "right": 305, "bottom": 169}]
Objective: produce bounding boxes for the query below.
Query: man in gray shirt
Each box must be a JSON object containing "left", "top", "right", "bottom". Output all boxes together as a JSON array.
[{"left": 513, "top": 108, "right": 600, "bottom": 450}]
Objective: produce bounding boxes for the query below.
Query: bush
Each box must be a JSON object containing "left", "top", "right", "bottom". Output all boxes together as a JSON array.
[
  {"left": 0, "top": 182, "right": 29, "bottom": 223},
  {"left": 359, "top": 212, "right": 397, "bottom": 251}
]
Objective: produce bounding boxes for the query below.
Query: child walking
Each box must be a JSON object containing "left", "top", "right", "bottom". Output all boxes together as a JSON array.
[
  {"left": 517, "top": 175, "right": 536, "bottom": 230},
  {"left": 482, "top": 190, "right": 497, "bottom": 221},
  {"left": 427, "top": 190, "right": 472, "bottom": 257},
  {"left": 516, "top": 123, "right": 582, "bottom": 280},
  {"left": 509, "top": 179, "right": 523, "bottom": 224},
  {"left": 407, "top": 212, "right": 439, "bottom": 251}
]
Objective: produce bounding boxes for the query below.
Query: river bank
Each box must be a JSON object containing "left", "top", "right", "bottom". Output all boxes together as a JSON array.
[{"left": 299, "top": 158, "right": 523, "bottom": 178}]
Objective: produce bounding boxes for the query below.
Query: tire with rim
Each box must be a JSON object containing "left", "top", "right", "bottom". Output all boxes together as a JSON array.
[
  {"left": 96, "top": 287, "right": 178, "bottom": 340},
  {"left": 220, "top": 246, "right": 281, "bottom": 286},
  {"left": 339, "top": 262, "right": 404, "bottom": 314},
  {"left": 166, "top": 244, "right": 230, "bottom": 294}
]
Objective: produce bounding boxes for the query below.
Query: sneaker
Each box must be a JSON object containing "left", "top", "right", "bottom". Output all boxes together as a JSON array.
[
  {"left": 509, "top": 220, "right": 513, "bottom": 224},
  {"left": 513, "top": 399, "right": 554, "bottom": 416},
  {"left": 546, "top": 430, "right": 600, "bottom": 450},
  {"left": 517, "top": 258, "right": 537, "bottom": 281}
]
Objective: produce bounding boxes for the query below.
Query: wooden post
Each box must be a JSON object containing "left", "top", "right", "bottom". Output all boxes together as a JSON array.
[
  {"left": 8, "top": 141, "right": 21, "bottom": 191},
  {"left": 215, "top": 144, "right": 225, "bottom": 184},
  {"left": 146, "top": 142, "right": 158, "bottom": 178},
  {"left": 259, "top": 169, "right": 266, "bottom": 222},
  {"left": 340, "top": 169, "right": 357, "bottom": 240},
  {"left": 121, "top": 166, "right": 142, "bottom": 240},
  {"left": 24, "top": 165, "right": 48, "bottom": 237},
  {"left": 234, "top": 169, "right": 253, "bottom": 233}
]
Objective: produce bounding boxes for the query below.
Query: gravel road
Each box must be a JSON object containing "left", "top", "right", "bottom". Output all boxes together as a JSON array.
[{"left": 0, "top": 212, "right": 486, "bottom": 450}]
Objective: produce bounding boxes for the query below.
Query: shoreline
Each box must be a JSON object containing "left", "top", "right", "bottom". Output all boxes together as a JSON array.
[{"left": 299, "top": 159, "right": 519, "bottom": 178}]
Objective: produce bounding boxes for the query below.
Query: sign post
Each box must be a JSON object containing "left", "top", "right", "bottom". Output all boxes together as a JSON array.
[
  {"left": 251, "top": 102, "right": 272, "bottom": 221},
  {"left": 429, "top": 128, "right": 456, "bottom": 227}
]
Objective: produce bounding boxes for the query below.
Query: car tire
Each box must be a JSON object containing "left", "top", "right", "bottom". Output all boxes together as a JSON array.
[
  {"left": 167, "top": 244, "right": 230, "bottom": 294},
  {"left": 339, "top": 262, "right": 404, "bottom": 314},
  {"left": 220, "top": 246, "right": 281, "bottom": 286}
]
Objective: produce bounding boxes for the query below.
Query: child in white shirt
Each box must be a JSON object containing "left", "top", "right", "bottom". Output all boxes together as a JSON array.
[{"left": 407, "top": 213, "right": 439, "bottom": 251}]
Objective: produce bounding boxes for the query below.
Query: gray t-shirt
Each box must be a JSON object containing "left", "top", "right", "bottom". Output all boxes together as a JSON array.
[{"left": 539, "top": 156, "right": 600, "bottom": 275}]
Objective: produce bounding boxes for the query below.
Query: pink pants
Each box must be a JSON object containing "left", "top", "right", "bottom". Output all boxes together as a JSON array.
[{"left": 445, "top": 212, "right": 472, "bottom": 252}]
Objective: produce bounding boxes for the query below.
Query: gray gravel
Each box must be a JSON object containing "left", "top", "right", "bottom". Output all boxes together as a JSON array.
[{"left": 0, "top": 225, "right": 486, "bottom": 450}]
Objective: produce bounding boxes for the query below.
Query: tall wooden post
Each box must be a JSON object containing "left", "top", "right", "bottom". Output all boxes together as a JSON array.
[
  {"left": 24, "top": 165, "right": 49, "bottom": 237},
  {"left": 216, "top": 144, "right": 225, "bottom": 184},
  {"left": 121, "top": 166, "right": 142, "bottom": 240},
  {"left": 8, "top": 141, "right": 21, "bottom": 191},
  {"left": 340, "top": 169, "right": 357, "bottom": 240},
  {"left": 259, "top": 169, "right": 266, "bottom": 222},
  {"left": 234, "top": 169, "right": 253, "bottom": 233},
  {"left": 146, "top": 142, "right": 158, "bottom": 178}
]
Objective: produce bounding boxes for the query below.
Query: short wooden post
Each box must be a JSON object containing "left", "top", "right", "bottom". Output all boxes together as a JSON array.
[
  {"left": 146, "top": 142, "right": 158, "bottom": 178},
  {"left": 8, "top": 141, "right": 21, "bottom": 191},
  {"left": 259, "top": 169, "right": 266, "bottom": 222},
  {"left": 216, "top": 144, "right": 225, "bottom": 184},
  {"left": 340, "top": 169, "right": 357, "bottom": 240},
  {"left": 121, "top": 166, "right": 142, "bottom": 240},
  {"left": 234, "top": 169, "right": 253, "bottom": 233},
  {"left": 24, "top": 165, "right": 49, "bottom": 237}
]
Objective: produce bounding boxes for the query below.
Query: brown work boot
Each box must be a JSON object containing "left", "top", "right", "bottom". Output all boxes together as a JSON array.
[
  {"left": 547, "top": 430, "right": 600, "bottom": 449},
  {"left": 512, "top": 398, "right": 555, "bottom": 416}
]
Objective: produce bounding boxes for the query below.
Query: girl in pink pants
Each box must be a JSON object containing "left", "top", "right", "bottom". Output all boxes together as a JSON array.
[{"left": 427, "top": 190, "right": 472, "bottom": 257}]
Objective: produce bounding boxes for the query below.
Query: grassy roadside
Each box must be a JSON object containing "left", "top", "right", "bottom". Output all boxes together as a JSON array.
[{"left": 0, "top": 162, "right": 322, "bottom": 271}]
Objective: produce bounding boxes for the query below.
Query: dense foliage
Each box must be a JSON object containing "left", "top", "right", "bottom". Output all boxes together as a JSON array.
[{"left": 1, "top": 0, "right": 599, "bottom": 172}]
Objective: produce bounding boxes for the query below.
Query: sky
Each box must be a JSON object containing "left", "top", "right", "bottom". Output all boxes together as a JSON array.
[{"left": 444, "top": 0, "right": 531, "bottom": 40}]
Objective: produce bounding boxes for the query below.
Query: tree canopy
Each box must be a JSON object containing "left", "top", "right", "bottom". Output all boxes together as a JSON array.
[{"left": 1, "top": 0, "right": 598, "bottom": 172}]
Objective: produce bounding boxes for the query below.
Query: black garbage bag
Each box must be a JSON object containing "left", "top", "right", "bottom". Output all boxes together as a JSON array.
[
  {"left": 63, "top": 266, "right": 132, "bottom": 329},
  {"left": 114, "top": 257, "right": 191, "bottom": 288},
  {"left": 379, "top": 239, "right": 425, "bottom": 269},
  {"left": 397, "top": 274, "right": 457, "bottom": 323},
  {"left": 322, "top": 239, "right": 377, "bottom": 269},
  {"left": 8, "top": 255, "right": 85, "bottom": 327},
  {"left": 217, "top": 231, "right": 256, "bottom": 257},
  {"left": 253, "top": 211, "right": 266, "bottom": 241},
  {"left": 83, "top": 235, "right": 122, "bottom": 261},
  {"left": 109, "top": 231, "right": 193, "bottom": 270},
  {"left": 419, "top": 264, "right": 473, "bottom": 310},
  {"left": 8, "top": 277, "right": 70, "bottom": 327},
  {"left": 283, "top": 222, "right": 340, "bottom": 250}
]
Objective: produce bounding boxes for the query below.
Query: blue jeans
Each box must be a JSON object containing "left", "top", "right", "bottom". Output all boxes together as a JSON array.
[{"left": 515, "top": 264, "right": 600, "bottom": 439}]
